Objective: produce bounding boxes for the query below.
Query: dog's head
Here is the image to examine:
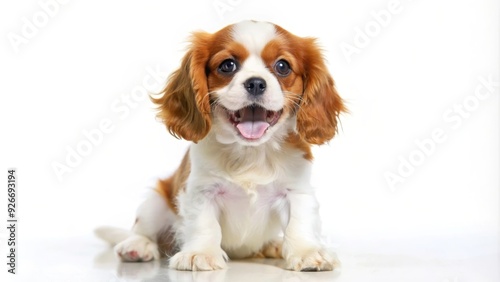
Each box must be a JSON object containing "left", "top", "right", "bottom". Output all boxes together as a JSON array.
[{"left": 153, "top": 21, "right": 345, "bottom": 146}]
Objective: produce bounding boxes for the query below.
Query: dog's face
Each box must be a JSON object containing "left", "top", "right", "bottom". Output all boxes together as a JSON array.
[{"left": 154, "top": 21, "right": 344, "bottom": 146}]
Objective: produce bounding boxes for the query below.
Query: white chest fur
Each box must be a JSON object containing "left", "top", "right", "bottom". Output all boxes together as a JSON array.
[
  {"left": 182, "top": 135, "right": 313, "bottom": 258},
  {"left": 211, "top": 182, "right": 288, "bottom": 258}
]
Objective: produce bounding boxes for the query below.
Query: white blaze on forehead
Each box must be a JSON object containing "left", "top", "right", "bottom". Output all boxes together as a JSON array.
[
  {"left": 231, "top": 21, "right": 277, "bottom": 55},
  {"left": 221, "top": 21, "right": 284, "bottom": 113}
]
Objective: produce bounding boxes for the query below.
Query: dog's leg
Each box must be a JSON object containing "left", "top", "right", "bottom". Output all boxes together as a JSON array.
[
  {"left": 281, "top": 192, "right": 336, "bottom": 271},
  {"left": 113, "top": 192, "right": 176, "bottom": 262},
  {"left": 168, "top": 190, "right": 227, "bottom": 271}
]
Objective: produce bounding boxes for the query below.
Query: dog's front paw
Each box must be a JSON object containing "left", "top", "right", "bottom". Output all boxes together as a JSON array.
[
  {"left": 169, "top": 251, "right": 227, "bottom": 271},
  {"left": 285, "top": 249, "right": 336, "bottom": 272},
  {"left": 114, "top": 235, "right": 160, "bottom": 262}
]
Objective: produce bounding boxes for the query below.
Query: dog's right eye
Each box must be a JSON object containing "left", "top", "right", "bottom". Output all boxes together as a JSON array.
[{"left": 218, "top": 59, "right": 237, "bottom": 74}]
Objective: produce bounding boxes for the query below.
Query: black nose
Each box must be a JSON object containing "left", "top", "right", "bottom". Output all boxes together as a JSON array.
[{"left": 244, "top": 77, "right": 266, "bottom": 96}]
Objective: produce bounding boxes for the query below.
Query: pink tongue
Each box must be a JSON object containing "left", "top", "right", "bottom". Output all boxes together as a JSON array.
[
  {"left": 236, "top": 107, "right": 270, "bottom": 140},
  {"left": 237, "top": 121, "right": 269, "bottom": 139}
]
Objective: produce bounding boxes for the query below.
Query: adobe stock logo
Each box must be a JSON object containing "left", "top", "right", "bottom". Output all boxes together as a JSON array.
[
  {"left": 340, "top": 0, "right": 407, "bottom": 63},
  {"left": 7, "top": 0, "right": 70, "bottom": 54},
  {"left": 384, "top": 74, "right": 499, "bottom": 191},
  {"left": 212, "top": 0, "right": 243, "bottom": 19},
  {"left": 51, "top": 65, "right": 167, "bottom": 183}
]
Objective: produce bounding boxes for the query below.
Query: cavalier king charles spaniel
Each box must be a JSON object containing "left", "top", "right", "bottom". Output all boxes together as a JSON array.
[{"left": 96, "top": 20, "right": 345, "bottom": 272}]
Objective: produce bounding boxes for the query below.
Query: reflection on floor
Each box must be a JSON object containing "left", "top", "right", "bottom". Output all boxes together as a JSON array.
[
  {"left": 93, "top": 248, "right": 341, "bottom": 282},
  {"left": 9, "top": 235, "right": 499, "bottom": 282}
]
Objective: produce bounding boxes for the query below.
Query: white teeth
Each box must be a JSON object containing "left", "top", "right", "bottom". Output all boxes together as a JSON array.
[
  {"left": 266, "top": 114, "right": 272, "bottom": 123},
  {"left": 266, "top": 111, "right": 275, "bottom": 123}
]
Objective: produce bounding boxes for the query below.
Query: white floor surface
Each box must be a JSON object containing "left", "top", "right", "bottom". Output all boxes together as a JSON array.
[{"left": 3, "top": 233, "right": 498, "bottom": 282}]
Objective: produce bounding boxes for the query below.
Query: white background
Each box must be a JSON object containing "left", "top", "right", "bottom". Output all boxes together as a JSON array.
[{"left": 0, "top": 0, "right": 498, "bottom": 281}]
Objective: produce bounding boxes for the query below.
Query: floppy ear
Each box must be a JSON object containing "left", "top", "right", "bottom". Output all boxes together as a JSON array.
[
  {"left": 296, "top": 38, "right": 346, "bottom": 145},
  {"left": 152, "top": 32, "right": 212, "bottom": 142}
]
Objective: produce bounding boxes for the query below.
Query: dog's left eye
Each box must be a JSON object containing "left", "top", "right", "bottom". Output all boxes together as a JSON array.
[
  {"left": 274, "top": 59, "right": 291, "bottom": 76},
  {"left": 218, "top": 59, "right": 238, "bottom": 74}
]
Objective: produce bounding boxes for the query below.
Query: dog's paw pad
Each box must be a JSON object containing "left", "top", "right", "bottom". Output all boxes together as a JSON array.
[
  {"left": 114, "top": 235, "right": 159, "bottom": 262},
  {"left": 124, "top": 250, "right": 139, "bottom": 260}
]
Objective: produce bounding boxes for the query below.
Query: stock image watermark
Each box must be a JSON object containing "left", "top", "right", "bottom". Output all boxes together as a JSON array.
[
  {"left": 50, "top": 65, "right": 167, "bottom": 183},
  {"left": 7, "top": 169, "right": 18, "bottom": 274},
  {"left": 213, "top": 0, "right": 243, "bottom": 20},
  {"left": 7, "top": 0, "right": 70, "bottom": 54},
  {"left": 340, "top": 0, "right": 414, "bottom": 63},
  {"left": 384, "top": 74, "right": 499, "bottom": 191}
]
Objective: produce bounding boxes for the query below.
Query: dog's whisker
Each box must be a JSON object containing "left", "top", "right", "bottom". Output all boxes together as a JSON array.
[{"left": 283, "top": 91, "right": 303, "bottom": 112}]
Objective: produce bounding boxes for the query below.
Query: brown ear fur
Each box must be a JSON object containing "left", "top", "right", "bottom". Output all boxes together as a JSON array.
[
  {"left": 297, "top": 38, "right": 346, "bottom": 145},
  {"left": 151, "top": 32, "right": 212, "bottom": 142}
]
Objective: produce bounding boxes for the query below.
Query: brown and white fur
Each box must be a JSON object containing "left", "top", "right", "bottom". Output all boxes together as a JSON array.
[{"left": 96, "top": 20, "right": 345, "bottom": 272}]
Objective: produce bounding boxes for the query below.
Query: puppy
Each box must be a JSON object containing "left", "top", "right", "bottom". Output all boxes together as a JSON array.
[{"left": 96, "top": 20, "right": 345, "bottom": 272}]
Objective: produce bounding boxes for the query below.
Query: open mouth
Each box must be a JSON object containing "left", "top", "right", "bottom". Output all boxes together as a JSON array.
[{"left": 225, "top": 104, "right": 283, "bottom": 140}]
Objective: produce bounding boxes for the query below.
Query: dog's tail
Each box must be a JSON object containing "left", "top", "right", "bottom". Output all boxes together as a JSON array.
[{"left": 94, "top": 226, "right": 133, "bottom": 246}]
